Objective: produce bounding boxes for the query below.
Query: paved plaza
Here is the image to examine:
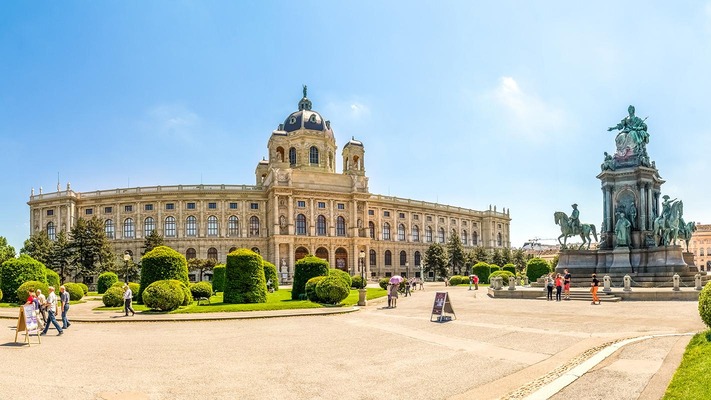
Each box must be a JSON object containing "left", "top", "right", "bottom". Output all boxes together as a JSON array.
[{"left": 0, "top": 283, "right": 704, "bottom": 400}]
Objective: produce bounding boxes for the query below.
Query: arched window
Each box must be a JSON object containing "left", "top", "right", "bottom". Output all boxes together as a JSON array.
[
  {"left": 276, "top": 146, "right": 285, "bottom": 162},
  {"left": 400, "top": 251, "right": 407, "bottom": 266},
  {"left": 370, "top": 249, "right": 377, "bottom": 266},
  {"left": 385, "top": 250, "right": 392, "bottom": 266},
  {"left": 702, "top": 248, "right": 706, "bottom": 257},
  {"left": 473, "top": 231, "right": 478, "bottom": 246},
  {"left": 164, "top": 216, "right": 176, "bottom": 237},
  {"left": 47, "top": 222, "right": 56, "bottom": 241},
  {"left": 289, "top": 147, "right": 297, "bottom": 166},
  {"left": 186, "top": 216, "right": 197, "bottom": 237},
  {"left": 123, "top": 218, "right": 135, "bottom": 239},
  {"left": 462, "top": 230, "right": 468, "bottom": 245},
  {"left": 252, "top": 247, "right": 260, "bottom": 254},
  {"left": 369, "top": 221, "right": 375, "bottom": 239},
  {"left": 207, "top": 216, "right": 218, "bottom": 237},
  {"left": 250, "top": 216, "right": 260, "bottom": 236},
  {"left": 296, "top": 214, "right": 307, "bottom": 235},
  {"left": 144, "top": 217, "right": 155, "bottom": 237},
  {"left": 207, "top": 247, "right": 218, "bottom": 260},
  {"left": 316, "top": 215, "right": 327, "bottom": 236},
  {"left": 412, "top": 225, "right": 420, "bottom": 242},
  {"left": 497, "top": 232, "right": 503, "bottom": 246},
  {"left": 415, "top": 251, "right": 421, "bottom": 267},
  {"left": 229, "top": 247, "right": 237, "bottom": 253},
  {"left": 398, "top": 224, "right": 406, "bottom": 241},
  {"left": 186, "top": 248, "right": 196, "bottom": 260},
  {"left": 336, "top": 216, "right": 346, "bottom": 236},
  {"left": 353, "top": 155, "right": 360, "bottom": 170},
  {"left": 316, "top": 247, "right": 329, "bottom": 260},
  {"left": 426, "top": 226, "right": 433, "bottom": 243},
  {"left": 228, "top": 216, "right": 240, "bottom": 237},
  {"left": 383, "top": 222, "right": 391, "bottom": 240},
  {"left": 295, "top": 246, "right": 308, "bottom": 261},
  {"left": 309, "top": 146, "right": 319, "bottom": 165},
  {"left": 105, "top": 219, "right": 114, "bottom": 239},
  {"left": 438, "top": 228, "right": 445, "bottom": 243}
]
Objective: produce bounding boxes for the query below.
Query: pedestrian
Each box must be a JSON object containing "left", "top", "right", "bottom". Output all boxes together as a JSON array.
[
  {"left": 546, "top": 274, "right": 554, "bottom": 301},
  {"left": 418, "top": 279, "right": 424, "bottom": 291},
  {"left": 36, "top": 288, "right": 47, "bottom": 324},
  {"left": 123, "top": 284, "right": 136, "bottom": 317},
  {"left": 469, "top": 275, "right": 473, "bottom": 290},
  {"left": 59, "top": 285, "right": 71, "bottom": 329},
  {"left": 444, "top": 277, "right": 449, "bottom": 287},
  {"left": 386, "top": 284, "right": 393, "bottom": 308},
  {"left": 555, "top": 274, "right": 563, "bottom": 301},
  {"left": 591, "top": 273, "right": 600, "bottom": 305},
  {"left": 411, "top": 279, "right": 417, "bottom": 293},
  {"left": 40, "top": 286, "right": 63, "bottom": 336},
  {"left": 473, "top": 275, "right": 479, "bottom": 290},
  {"left": 389, "top": 282, "right": 399, "bottom": 308},
  {"left": 563, "top": 269, "right": 572, "bottom": 300}
]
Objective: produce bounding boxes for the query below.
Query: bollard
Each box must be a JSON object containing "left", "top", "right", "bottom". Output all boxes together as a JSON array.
[
  {"left": 695, "top": 274, "right": 702, "bottom": 291},
  {"left": 623, "top": 275, "right": 632, "bottom": 292},
  {"left": 603, "top": 275, "right": 612, "bottom": 293},
  {"left": 524, "top": 276, "right": 530, "bottom": 286},
  {"left": 493, "top": 277, "right": 503, "bottom": 290},
  {"left": 673, "top": 273, "right": 680, "bottom": 291},
  {"left": 508, "top": 276, "right": 516, "bottom": 291}
]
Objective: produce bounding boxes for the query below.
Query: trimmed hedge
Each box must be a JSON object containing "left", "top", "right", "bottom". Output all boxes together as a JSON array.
[
  {"left": 98, "top": 272, "right": 119, "bottom": 294},
  {"left": 113, "top": 282, "right": 140, "bottom": 300},
  {"left": 699, "top": 281, "right": 711, "bottom": 328},
  {"left": 263, "top": 261, "right": 279, "bottom": 291},
  {"left": 180, "top": 283, "right": 193, "bottom": 306},
  {"left": 379, "top": 278, "right": 390, "bottom": 290},
  {"left": 102, "top": 286, "right": 124, "bottom": 307},
  {"left": 526, "top": 258, "right": 551, "bottom": 283},
  {"left": 45, "top": 269, "right": 61, "bottom": 289},
  {"left": 64, "top": 283, "right": 84, "bottom": 301},
  {"left": 292, "top": 255, "right": 329, "bottom": 300},
  {"left": 328, "top": 269, "right": 352, "bottom": 289},
  {"left": 449, "top": 275, "right": 468, "bottom": 285},
  {"left": 502, "top": 264, "right": 516, "bottom": 274},
  {"left": 139, "top": 246, "right": 189, "bottom": 303},
  {"left": 315, "top": 275, "right": 350, "bottom": 304},
  {"left": 490, "top": 270, "right": 515, "bottom": 285},
  {"left": 16, "top": 281, "right": 49, "bottom": 304},
  {"left": 77, "top": 282, "right": 89, "bottom": 295},
  {"left": 190, "top": 281, "right": 213, "bottom": 299},
  {"left": 0, "top": 288, "right": 3, "bottom": 302},
  {"left": 0, "top": 255, "right": 47, "bottom": 303},
  {"left": 351, "top": 275, "right": 366, "bottom": 289},
  {"left": 471, "top": 262, "right": 495, "bottom": 284},
  {"left": 212, "top": 264, "right": 226, "bottom": 292},
  {"left": 305, "top": 276, "right": 327, "bottom": 302},
  {"left": 224, "top": 248, "right": 267, "bottom": 304},
  {"left": 142, "top": 279, "right": 185, "bottom": 311}
]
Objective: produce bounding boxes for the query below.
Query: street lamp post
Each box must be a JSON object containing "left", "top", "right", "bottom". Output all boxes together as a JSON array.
[
  {"left": 358, "top": 250, "right": 366, "bottom": 306},
  {"left": 405, "top": 262, "right": 409, "bottom": 280},
  {"left": 123, "top": 252, "right": 131, "bottom": 283}
]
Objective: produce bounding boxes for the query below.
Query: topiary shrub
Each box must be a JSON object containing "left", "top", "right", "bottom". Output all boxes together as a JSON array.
[
  {"left": 45, "top": 269, "right": 61, "bottom": 289},
  {"left": 328, "top": 269, "right": 352, "bottom": 289},
  {"left": 305, "top": 276, "right": 326, "bottom": 302},
  {"left": 699, "top": 281, "right": 711, "bottom": 328},
  {"left": 526, "top": 258, "right": 551, "bottom": 283},
  {"left": 180, "top": 282, "right": 193, "bottom": 306},
  {"left": 490, "top": 270, "right": 515, "bottom": 284},
  {"left": 471, "top": 262, "right": 494, "bottom": 284},
  {"left": 98, "top": 272, "right": 119, "bottom": 294},
  {"left": 351, "top": 275, "right": 366, "bottom": 289},
  {"left": 212, "top": 264, "right": 226, "bottom": 292},
  {"left": 379, "top": 278, "right": 390, "bottom": 290},
  {"left": 77, "top": 282, "right": 89, "bottom": 295},
  {"left": 102, "top": 286, "right": 124, "bottom": 307},
  {"left": 263, "top": 261, "right": 279, "bottom": 291},
  {"left": 0, "top": 255, "right": 47, "bottom": 303},
  {"left": 190, "top": 281, "right": 213, "bottom": 299},
  {"left": 292, "top": 255, "right": 329, "bottom": 300},
  {"left": 315, "top": 275, "right": 350, "bottom": 305},
  {"left": 0, "top": 288, "right": 3, "bottom": 302},
  {"left": 113, "top": 281, "right": 140, "bottom": 300},
  {"left": 503, "top": 264, "right": 516, "bottom": 274},
  {"left": 224, "top": 248, "right": 267, "bottom": 304},
  {"left": 138, "top": 246, "right": 189, "bottom": 303},
  {"left": 16, "top": 281, "right": 49, "bottom": 304},
  {"left": 64, "top": 283, "right": 84, "bottom": 301},
  {"left": 449, "top": 275, "right": 467, "bottom": 285},
  {"left": 142, "top": 279, "right": 185, "bottom": 311}
]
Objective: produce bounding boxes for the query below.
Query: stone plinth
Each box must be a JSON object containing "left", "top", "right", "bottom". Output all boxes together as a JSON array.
[{"left": 610, "top": 247, "right": 631, "bottom": 271}]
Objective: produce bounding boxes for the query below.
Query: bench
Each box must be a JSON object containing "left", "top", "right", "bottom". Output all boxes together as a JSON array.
[{"left": 196, "top": 296, "right": 210, "bottom": 305}]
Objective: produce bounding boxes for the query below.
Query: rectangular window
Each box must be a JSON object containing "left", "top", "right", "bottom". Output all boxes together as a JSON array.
[
  {"left": 144, "top": 204, "right": 153, "bottom": 211},
  {"left": 104, "top": 207, "right": 113, "bottom": 214},
  {"left": 250, "top": 203, "right": 259, "bottom": 210},
  {"left": 85, "top": 208, "right": 93, "bottom": 215},
  {"left": 399, "top": 213, "right": 405, "bottom": 219},
  {"left": 229, "top": 202, "right": 238, "bottom": 209},
  {"left": 208, "top": 202, "right": 217, "bottom": 209},
  {"left": 124, "top": 205, "right": 133, "bottom": 212},
  {"left": 368, "top": 210, "right": 374, "bottom": 216},
  {"left": 166, "top": 203, "right": 175, "bottom": 210},
  {"left": 187, "top": 202, "right": 196, "bottom": 210},
  {"left": 47, "top": 210, "right": 54, "bottom": 216},
  {"left": 413, "top": 214, "right": 419, "bottom": 220},
  {"left": 383, "top": 211, "right": 390, "bottom": 217},
  {"left": 337, "top": 203, "right": 345, "bottom": 210},
  {"left": 297, "top": 201, "right": 306, "bottom": 208},
  {"left": 318, "top": 202, "right": 326, "bottom": 209},
  {"left": 427, "top": 216, "right": 432, "bottom": 222},
  {"left": 463, "top": 221, "right": 467, "bottom": 226},
  {"left": 498, "top": 224, "right": 502, "bottom": 229},
  {"left": 439, "top": 217, "right": 444, "bottom": 223}
]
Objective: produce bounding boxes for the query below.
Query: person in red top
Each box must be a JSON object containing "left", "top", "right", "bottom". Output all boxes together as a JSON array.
[{"left": 555, "top": 274, "right": 563, "bottom": 301}]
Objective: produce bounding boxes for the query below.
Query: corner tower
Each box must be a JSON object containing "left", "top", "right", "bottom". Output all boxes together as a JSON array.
[{"left": 342, "top": 137, "right": 365, "bottom": 176}]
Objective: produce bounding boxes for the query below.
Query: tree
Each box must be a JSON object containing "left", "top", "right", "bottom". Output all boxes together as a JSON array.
[
  {"left": 20, "top": 231, "right": 52, "bottom": 265},
  {"left": 69, "top": 217, "right": 115, "bottom": 281},
  {"left": 500, "top": 247, "right": 513, "bottom": 266},
  {"left": 446, "top": 231, "right": 466, "bottom": 275},
  {"left": 0, "top": 236, "right": 16, "bottom": 265},
  {"left": 188, "top": 258, "right": 217, "bottom": 282},
  {"left": 142, "top": 230, "right": 165, "bottom": 255},
  {"left": 48, "top": 230, "right": 74, "bottom": 283},
  {"left": 491, "top": 248, "right": 505, "bottom": 267},
  {"left": 472, "top": 246, "right": 490, "bottom": 264},
  {"left": 512, "top": 248, "right": 527, "bottom": 273},
  {"left": 550, "top": 254, "right": 560, "bottom": 270},
  {"left": 423, "top": 243, "right": 448, "bottom": 280}
]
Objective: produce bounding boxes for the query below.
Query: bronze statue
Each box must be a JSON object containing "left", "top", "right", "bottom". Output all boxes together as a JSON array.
[
  {"left": 615, "top": 212, "right": 631, "bottom": 247},
  {"left": 607, "top": 105, "right": 649, "bottom": 157},
  {"left": 554, "top": 210, "right": 598, "bottom": 249}
]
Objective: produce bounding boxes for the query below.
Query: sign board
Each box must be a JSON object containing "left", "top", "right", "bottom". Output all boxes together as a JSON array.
[
  {"left": 430, "top": 291, "right": 456, "bottom": 322},
  {"left": 15, "top": 305, "right": 42, "bottom": 346}
]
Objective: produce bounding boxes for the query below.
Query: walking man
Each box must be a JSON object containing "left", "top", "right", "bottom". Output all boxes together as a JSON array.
[
  {"left": 123, "top": 284, "right": 136, "bottom": 316},
  {"left": 563, "top": 269, "right": 572, "bottom": 300},
  {"left": 41, "top": 287, "right": 63, "bottom": 336},
  {"left": 59, "top": 285, "right": 71, "bottom": 329}
]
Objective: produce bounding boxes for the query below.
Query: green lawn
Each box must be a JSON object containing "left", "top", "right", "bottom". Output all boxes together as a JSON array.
[
  {"left": 663, "top": 330, "right": 711, "bottom": 400},
  {"left": 93, "top": 288, "right": 388, "bottom": 314},
  {"left": 0, "top": 302, "right": 15, "bottom": 308}
]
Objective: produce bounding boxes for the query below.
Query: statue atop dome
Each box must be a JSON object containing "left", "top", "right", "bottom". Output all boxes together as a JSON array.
[{"left": 303, "top": 84, "right": 307, "bottom": 98}]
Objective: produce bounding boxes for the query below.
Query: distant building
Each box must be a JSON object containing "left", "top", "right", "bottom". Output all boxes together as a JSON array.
[
  {"left": 27, "top": 90, "right": 511, "bottom": 282},
  {"left": 688, "top": 224, "right": 711, "bottom": 271}
]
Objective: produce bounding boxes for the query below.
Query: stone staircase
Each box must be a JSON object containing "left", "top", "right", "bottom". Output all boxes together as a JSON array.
[{"left": 536, "top": 290, "right": 621, "bottom": 302}]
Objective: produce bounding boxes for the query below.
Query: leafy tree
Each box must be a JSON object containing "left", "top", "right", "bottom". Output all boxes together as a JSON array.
[
  {"left": 550, "top": 254, "right": 560, "bottom": 270},
  {"left": 142, "top": 230, "right": 165, "bottom": 255},
  {"left": 20, "top": 231, "right": 52, "bottom": 265},
  {"left": 472, "top": 246, "right": 490, "bottom": 264},
  {"left": 491, "top": 248, "right": 505, "bottom": 267},
  {"left": 69, "top": 217, "right": 115, "bottom": 281},
  {"left": 500, "top": 247, "right": 513, "bottom": 266},
  {"left": 0, "top": 236, "right": 16, "bottom": 265},
  {"left": 446, "top": 231, "right": 466, "bottom": 275},
  {"left": 48, "top": 230, "right": 74, "bottom": 283},
  {"left": 424, "top": 243, "right": 448, "bottom": 280},
  {"left": 188, "top": 258, "right": 217, "bottom": 282},
  {"left": 512, "top": 248, "right": 527, "bottom": 273}
]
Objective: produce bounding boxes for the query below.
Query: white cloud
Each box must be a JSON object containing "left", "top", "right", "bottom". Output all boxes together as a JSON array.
[
  {"left": 349, "top": 102, "right": 370, "bottom": 118},
  {"left": 146, "top": 104, "right": 201, "bottom": 143}
]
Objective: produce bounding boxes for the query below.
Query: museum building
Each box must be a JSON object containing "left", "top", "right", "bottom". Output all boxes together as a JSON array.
[
  {"left": 27, "top": 90, "right": 511, "bottom": 282},
  {"left": 689, "top": 223, "right": 711, "bottom": 272}
]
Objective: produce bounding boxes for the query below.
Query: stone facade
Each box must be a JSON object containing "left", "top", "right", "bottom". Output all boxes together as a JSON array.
[
  {"left": 688, "top": 224, "right": 711, "bottom": 271},
  {"left": 27, "top": 91, "right": 511, "bottom": 282}
]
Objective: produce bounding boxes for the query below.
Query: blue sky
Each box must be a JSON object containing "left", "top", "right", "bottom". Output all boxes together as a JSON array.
[{"left": 2, "top": 1, "right": 711, "bottom": 251}]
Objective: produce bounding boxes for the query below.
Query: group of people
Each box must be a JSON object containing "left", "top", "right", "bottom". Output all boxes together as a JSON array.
[
  {"left": 386, "top": 278, "right": 424, "bottom": 308},
  {"left": 25, "top": 285, "right": 70, "bottom": 336},
  {"left": 545, "top": 269, "right": 572, "bottom": 301}
]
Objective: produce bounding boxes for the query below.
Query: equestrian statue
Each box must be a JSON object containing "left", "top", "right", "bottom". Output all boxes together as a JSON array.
[
  {"left": 554, "top": 205, "right": 598, "bottom": 249},
  {"left": 652, "top": 195, "right": 684, "bottom": 247}
]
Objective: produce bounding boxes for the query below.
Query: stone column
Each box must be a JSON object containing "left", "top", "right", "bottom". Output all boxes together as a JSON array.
[
  {"left": 639, "top": 185, "right": 646, "bottom": 231},
  {"left": 287, "top": 196, "right": 294, "bottom": 235},
  {"left": 273, "top": 194, "right": 279, "bottom": 235}
]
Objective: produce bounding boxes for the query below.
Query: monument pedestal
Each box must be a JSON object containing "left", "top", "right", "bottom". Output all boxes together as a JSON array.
[{"left": 610, "top": 247, "right": 631, "bottom": 271}]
